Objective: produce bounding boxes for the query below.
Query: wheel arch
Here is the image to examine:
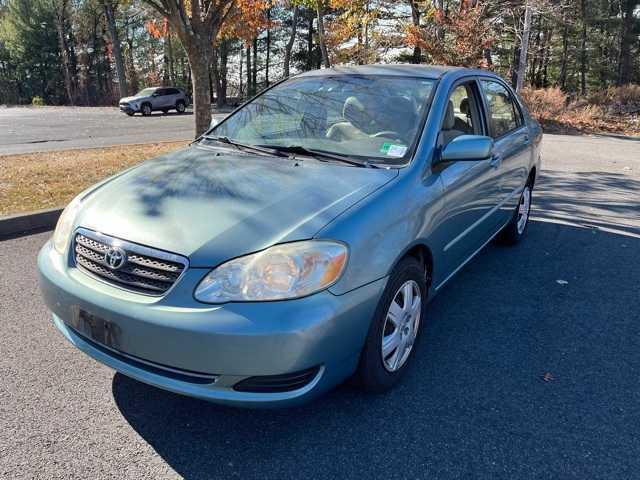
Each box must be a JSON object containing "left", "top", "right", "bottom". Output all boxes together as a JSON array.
[{"left": 390, "top": 242, "right": 434, "bottom": 290}]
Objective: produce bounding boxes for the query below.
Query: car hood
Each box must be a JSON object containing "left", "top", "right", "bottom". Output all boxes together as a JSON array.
[
  {"left": 119, "top": 95, "right": 147, "bottom": 103},
  {"left": 75, "top": 145, "right": 398, "bottom": 267}
]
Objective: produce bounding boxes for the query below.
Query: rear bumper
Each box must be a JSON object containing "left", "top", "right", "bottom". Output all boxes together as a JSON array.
[{"left": 38, "top": 240, "right": 386, "bottom": 408}]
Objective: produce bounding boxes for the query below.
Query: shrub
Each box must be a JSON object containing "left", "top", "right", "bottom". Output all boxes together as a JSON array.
[
  {"left": 520, "top": 87, "right": 567, "bottom": 122},
  {"left": 31, "top": 96, "right": 45, "bottom": 106}
]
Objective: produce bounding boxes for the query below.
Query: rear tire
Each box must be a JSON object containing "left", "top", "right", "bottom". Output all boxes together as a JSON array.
[
  {"left": 497, "top": 178, "right": 533, "bottom": 245},
  {"left": 141, "top": 103, "right": 152, "bottom": 116},
  {"left": 356, "top": 256, "right": 427, "bottom": 392},
  {"left": 176, "top": 100, "right": 186, "bottom": 114}
]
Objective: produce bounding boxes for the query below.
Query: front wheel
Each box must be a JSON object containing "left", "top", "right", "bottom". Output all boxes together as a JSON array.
[
  {"left": 176, "top": 101, "right": 186, "bottom": 113},
  {"left": 357, "top": 256, "right": 426, "bottom": 392},
  {"left": 497, "top": 182, "right": 532, "bottom": 245},
  {"left": 125, "top": 111, "right": 134, "bottom": 117},
  {"left": 141, "top": 103, "right": 152, "bottom": 116}
]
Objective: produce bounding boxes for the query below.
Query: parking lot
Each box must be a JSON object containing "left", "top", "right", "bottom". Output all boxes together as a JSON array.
[
  {"left": 0, "top": 107, "right": 228, "bottom": 155},
  {"left": 1, "top": 134, "right": 639, "bottom": 479}
]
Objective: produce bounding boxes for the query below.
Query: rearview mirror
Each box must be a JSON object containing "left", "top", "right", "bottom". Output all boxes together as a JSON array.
[{"left": 440, "top": 135, "right": 493, "bottom": 162}]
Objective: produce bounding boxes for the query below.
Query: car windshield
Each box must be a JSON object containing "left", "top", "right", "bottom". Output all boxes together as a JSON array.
[
  {"left": 206, "top": 75, "right": 436, "bottom": 165},
  {"left": 136, "top": 88, "right": 157, "bottom": 97}
]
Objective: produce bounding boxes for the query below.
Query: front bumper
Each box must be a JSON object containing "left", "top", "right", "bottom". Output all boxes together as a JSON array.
[
  {"left": 119, "top": 104, "right": 137, "bottom": 113},
  {"left": 38, "top": 240, "right": 386, "bottom": 408}
]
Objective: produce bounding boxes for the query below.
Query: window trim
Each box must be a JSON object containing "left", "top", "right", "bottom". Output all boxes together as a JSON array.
[{"left": 478, "top": 77, "right": 526, "bottom": 140}]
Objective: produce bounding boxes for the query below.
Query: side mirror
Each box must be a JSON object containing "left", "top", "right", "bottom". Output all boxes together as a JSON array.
[
  {"left": 209, "top": 117, "right": 219, "bottom": 129},
  {"left": 152, "top": 92, "right": 159, "bottom": 97},
  {"left": 440, "top": 135, "right": 493, "bottom": 162}
]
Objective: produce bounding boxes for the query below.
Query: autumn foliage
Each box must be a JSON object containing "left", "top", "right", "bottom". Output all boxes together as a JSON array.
[{"left": 405, "top": 2, "right": 493, "bottom": 67}]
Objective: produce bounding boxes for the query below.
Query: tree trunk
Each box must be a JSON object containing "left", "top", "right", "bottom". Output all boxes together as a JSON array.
[
  {"left": 215, "top": 41, "right": 228, "bottom": 108},
  {"left": 239, "top": 47, "right": 243, "bottom": 97},
  {"left": 316, "top": 1, "right": 330, "bottom": 68},
  {"left": 580, "top": 0, "right": 587, "bottom": 95},
  {"left": 55, "top": 0, "right": 75, "bottom": 105},
  {"left": 283, "top": 5, "right": 299, "bottom": 77},
  {"left": 188, "top": 53, "right": 212, "bottom": 137},
  {"left": 246, "top": 46, "right": 253, "bottom": 96},
  {"left": 265, "top": 8, "right": 271, "bottom": 86},
  {"left": 617, "top": 0, "right": 635, "bottom": 85},
  {"left": 103, "top": 0, "right": 128, "bottom": 99},
  {"left": 167, "top": 30, "right": 176, "bottom": 85},
  {"left": 252, "top": 38, "right": 258, "bottom": 92},
  {"left": 306, "top": 13, "right": 314, "bottom": 71},
  {"left": 558, "top": 19, "right": 569, "bottom": 90},
  {"left": 516, "top": 1, "right": 532, "bottom": 92},
  {"left": 409, "top": 0, "right": 421, "bottom": 63}
]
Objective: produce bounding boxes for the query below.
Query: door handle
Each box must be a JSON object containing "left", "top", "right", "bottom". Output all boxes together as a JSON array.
[{"left": 490, "top": 154, "right": 502, "bottom": 169}]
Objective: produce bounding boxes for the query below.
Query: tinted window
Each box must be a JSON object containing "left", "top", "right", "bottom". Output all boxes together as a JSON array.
[
  {"left": 480, "top": 80, "right": 520, "bottom": 138},
  {"left": 166, "top": 88, "right": 179, "bottom": 95}
]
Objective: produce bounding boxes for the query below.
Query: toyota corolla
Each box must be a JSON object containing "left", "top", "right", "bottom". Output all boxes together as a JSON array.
[{"left": 38, "top": 65, "right": 541, "bottom": 408}]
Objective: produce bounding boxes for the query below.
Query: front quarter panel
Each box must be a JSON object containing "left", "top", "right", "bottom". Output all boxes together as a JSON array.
[{"left": 320, "top": 169, "right": 443, "bottom": 296}]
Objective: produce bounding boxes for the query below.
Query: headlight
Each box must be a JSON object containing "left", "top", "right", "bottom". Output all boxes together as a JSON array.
[
  {"left": 52, "top": 196, "right": 83, "bottom": 254},
  {"left": 194, "top": 240, "right": 348, "bottom": 303}
]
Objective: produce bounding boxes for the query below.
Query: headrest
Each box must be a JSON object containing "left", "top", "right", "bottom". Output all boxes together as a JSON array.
[
  {"left": 343, "top": 96, "right": 371, "bottom": 132},
  {"left": 377, "top": 95, "right": 416, "bottom": 133},
  {"left": 460, "top": 98, "right": 470, "bottom": 115},
  {"left": 443, "top": 101, "right": 456, "bottom": 130}
]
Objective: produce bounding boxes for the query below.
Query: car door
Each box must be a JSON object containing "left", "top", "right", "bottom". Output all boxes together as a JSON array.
[
  {"left": 431, "top": 79, "right": 504, "bottom": 279},
  {"left": 165, "top": 88, "right": 179, "bottom": 108},
  {"left": 478, "top": 78, "right": 532, "bottom": 220}
]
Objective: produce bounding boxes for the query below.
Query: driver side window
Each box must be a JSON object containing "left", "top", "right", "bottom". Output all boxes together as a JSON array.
[{"left": 440, "top": 83, "right": 481, "bottom": 146}]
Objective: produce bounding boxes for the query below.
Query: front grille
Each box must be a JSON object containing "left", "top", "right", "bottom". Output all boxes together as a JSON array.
[
  {"left": 233, "top": 366, "right": 320, "bottom": 393},
  {"left": 73, "top": 228, "right": 188, "bottom": 296}
]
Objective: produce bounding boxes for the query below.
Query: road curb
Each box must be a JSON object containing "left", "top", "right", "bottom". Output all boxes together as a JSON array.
[{"left": 0, "top": 207, "right": 62, "bottom": 239}]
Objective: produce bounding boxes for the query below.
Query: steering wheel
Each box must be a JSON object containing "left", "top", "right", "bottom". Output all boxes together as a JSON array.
[{"left": 372, "top": 130, "right": 408, "bottom": 143}]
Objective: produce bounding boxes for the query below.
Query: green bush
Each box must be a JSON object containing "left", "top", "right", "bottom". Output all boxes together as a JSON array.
[{"left": 31, "top": 96, "right": 45, "bottom": 106}]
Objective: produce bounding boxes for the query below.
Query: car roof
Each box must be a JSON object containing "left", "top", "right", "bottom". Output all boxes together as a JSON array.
[{"left": 295, "top": 64, "right": 498, "bottom": 81}]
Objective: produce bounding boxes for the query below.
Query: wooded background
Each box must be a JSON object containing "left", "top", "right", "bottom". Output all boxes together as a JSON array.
[{"left": 1, "top": 0, "right": 639, "bottom": 135}]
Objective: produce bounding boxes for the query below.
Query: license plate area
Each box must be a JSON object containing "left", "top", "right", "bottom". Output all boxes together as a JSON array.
[{"left": 68, "top": 307, "right": 122, "bottom": 350}]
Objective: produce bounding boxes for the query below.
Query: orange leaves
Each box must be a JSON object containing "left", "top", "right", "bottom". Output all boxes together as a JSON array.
[
  {"left": 145, "top": 18, "right": 169, "bottom": 39},
  {"left": 219, "top": 0, "right": 273, "bottom": 44},
  {"left": 404, "top": 3, "right": 493, "bottom": 68}
]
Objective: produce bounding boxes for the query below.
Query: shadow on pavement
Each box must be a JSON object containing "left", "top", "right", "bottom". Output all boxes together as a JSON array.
[{"left": 112, "top": 217, "right": 640, "bottom": 479}]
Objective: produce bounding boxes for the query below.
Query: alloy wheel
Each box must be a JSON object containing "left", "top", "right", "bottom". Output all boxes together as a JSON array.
[
  {"left": 517, "top": 186, "right": 531, "bottom": 234},
  {"left": 381, "top": 280, "right": 422, "bottom": 372}
]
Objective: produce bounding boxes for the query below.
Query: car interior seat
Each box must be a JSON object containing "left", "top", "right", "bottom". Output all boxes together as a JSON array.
[{"left": 440, "top": 100, "right": 465, "bottom": 145}]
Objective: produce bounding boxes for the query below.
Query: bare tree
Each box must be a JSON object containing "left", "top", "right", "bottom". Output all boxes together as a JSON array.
[
  {"left": 141, "top": 0, "right": 235, "bottom": 136},
  {"left": 103, "top": 0, "right": 128, "bottom": 98},
  {"left": 283, "top": 4, "right": 299, "bottom": 77},
  {"left": 516, "top": 0, "right": 532, "bottom": 92}
]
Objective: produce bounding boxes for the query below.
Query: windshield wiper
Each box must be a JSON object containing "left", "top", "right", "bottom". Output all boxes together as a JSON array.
[
  {"left": 263, "top": 145, "right": 378, "bottom": 168},
  {"left": 200, "top": 135, "right": 288, "bottom": 157}
]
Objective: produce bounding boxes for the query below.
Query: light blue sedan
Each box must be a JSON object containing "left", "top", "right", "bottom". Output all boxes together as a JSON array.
[{"left": 38, "top": 65, "right": 542, "bottom": 408}]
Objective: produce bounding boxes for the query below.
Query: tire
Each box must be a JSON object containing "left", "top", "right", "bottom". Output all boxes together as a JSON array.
[
  {"left": 176, "top": 100, "right": 186, "bottom": 114},
  {"left": 497, "top": 177, "right": 533, "bottom": 245},
  {"left": 125, "top": 111, "right": 134, "bottom": 117},
  {"left": 141, "top": 103, "right": 152, "bottom": 116},
  {"left": 356, "top": 256, "right": 427, "bottom": 392}
]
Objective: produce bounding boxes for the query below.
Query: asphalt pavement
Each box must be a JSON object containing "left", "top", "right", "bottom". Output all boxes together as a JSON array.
[
  {"left": 0, "top": 106, "right": 228, "bottom": 155},
  {"left": 1, "top": 134, "right": 639, "bottom": 479}
]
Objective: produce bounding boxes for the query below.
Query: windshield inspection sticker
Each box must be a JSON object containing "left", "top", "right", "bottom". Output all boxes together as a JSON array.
[{"left": 380, "top": 143, "right": 408, "bottom": 157}]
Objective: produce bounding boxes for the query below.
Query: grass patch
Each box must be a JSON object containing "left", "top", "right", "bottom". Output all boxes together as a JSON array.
[{"left": 0, "top": 141, "right": 188, "bottom": 216}]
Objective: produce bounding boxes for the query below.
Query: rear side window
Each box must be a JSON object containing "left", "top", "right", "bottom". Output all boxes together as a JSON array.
[
  {"left": 166, "top": 88, "right": 179, "bottom": 95},
  {"left": 480, "top": 80, "right": 521, "bottom": 138}
]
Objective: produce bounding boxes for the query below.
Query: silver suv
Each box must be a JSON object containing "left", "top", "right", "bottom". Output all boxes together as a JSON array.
[{"left": 119, "top": 87, "right": 188, "bottom": 116}]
